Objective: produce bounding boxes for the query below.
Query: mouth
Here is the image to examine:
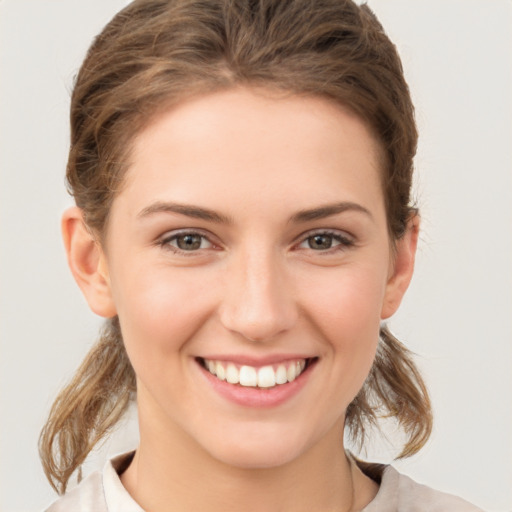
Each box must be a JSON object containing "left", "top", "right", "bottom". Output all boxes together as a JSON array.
[{"left": 197, "top": 357, "right": 317, "bottom": 389}]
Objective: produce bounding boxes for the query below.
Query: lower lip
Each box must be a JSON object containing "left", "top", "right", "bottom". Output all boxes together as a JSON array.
[{"left": 197, "top": 360, "right": 316, "bottom": 408}]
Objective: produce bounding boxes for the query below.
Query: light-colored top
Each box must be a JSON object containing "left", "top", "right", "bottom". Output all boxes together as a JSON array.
[{"left": 45, "top": 452, "right": 484, "bottom": 512}]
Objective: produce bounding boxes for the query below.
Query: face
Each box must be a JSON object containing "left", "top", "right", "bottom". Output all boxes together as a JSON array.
[{"left": 82, "top": 87, "right": 415, "bottom": 468}]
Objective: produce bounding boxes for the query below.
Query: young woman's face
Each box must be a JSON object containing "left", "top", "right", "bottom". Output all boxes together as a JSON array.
[{"left": 97, "top": 87, "right": 411, "bottom": 468}]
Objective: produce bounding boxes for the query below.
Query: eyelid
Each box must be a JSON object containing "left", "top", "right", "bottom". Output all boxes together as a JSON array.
[
  {"left": 294, "top": 228, "right": 355, "bottom": 250},
  {"left": 155, "top": 227, "right": 354, "bottom": 254},
  {"left": 157, "top": 228, "right": 220, "bottom": 253}
]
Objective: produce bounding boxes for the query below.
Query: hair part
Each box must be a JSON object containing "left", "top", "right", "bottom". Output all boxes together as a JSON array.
[{"left": 40, "top": 0, "right": 431, "bottom": 494}]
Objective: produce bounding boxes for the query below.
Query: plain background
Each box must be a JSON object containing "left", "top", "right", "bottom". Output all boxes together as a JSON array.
[{"left": 0, "top": 1, "right": 511, "bottom": 510}]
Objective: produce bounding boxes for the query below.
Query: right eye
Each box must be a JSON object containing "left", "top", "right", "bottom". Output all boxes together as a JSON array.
[{"left": 160, "top": 232, "right": 214, "bottom": 253}]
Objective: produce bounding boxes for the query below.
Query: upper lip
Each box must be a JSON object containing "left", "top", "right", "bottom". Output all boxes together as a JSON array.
[{"left": 196, "top": 354, "right": 316, "bottom": 367}]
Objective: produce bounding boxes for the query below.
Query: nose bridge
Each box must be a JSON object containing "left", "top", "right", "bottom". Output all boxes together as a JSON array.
[{"left": 219, "top": 242, "right": 297, "bottom": 342}]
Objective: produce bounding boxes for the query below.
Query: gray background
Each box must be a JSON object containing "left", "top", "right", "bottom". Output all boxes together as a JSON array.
[{"left": 1, "top": 1, "right": 511, "bottom": 510}]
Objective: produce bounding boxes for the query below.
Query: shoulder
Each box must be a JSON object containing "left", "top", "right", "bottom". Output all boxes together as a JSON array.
[
  {"left": 44, "top": 452, "right": 142, "bottom": 512},
  {"left": 44, "top": 470, "right": 106, "bottom": 512},
  {"left": 361, "top": 463, "right": 485, "bottom": 512}
]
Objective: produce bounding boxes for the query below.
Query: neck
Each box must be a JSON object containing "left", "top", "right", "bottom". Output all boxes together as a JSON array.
[{"left": 121, "top": 413, "right": 378, "bottom": 512}]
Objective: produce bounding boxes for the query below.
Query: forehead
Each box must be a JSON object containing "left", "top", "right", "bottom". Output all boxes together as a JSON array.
[{"left": 117, "top": 87, "right": 386, "bottom": 222}]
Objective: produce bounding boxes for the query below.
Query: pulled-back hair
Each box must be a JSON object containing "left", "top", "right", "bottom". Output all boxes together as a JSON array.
[{"left": 40, "top": 0, "right": 432, "bottom": 494}]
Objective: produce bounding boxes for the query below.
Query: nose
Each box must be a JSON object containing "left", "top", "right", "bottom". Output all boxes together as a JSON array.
[{"left": 218, "top": 247, "right": 298, "bottom": 343}]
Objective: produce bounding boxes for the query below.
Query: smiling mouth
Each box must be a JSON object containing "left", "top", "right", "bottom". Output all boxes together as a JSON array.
[{"left": 198, "top": 358, "right": 316, "bottom": 389}]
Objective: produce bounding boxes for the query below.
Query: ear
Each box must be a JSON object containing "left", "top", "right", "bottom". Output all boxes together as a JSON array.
[
  {"left": 62, "top": 206, "right": 117, "bottom": 318},
  {"left": 381, "top": 214, "right": 420, "bottom": 320}
]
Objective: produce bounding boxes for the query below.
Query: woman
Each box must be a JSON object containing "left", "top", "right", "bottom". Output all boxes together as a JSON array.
[{"left": 40, "top": 0, "right": 482, "bottom": 510}]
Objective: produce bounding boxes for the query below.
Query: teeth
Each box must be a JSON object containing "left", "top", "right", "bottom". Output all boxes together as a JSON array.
[
  {"left": 257, "top": 366, "right": 276, "bottom": 388},
  {"left": 216, "top": 361, "right": 226, "bottom": 381},
  {"left": 203, "top": 358, "right": 309, "bottom": 388},
  {"left": 275, "top": 365, "right": 287, "bottom": 385},
  {"left": 239, "top": 366, "right": 257, "bottom": 387},
  {"left": 287, "top": 363, "right": 297, "bottom": 382},
  {"left": 226, "top": 363, "right": 239, "bottom": 384}
]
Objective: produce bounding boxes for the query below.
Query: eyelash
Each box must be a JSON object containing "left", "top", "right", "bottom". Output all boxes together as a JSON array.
[
  {"left": 158, "top": 230, "right": 216, "bottom": 255},
  {"left": 157, "top": 229, "right": 354, "bottom": 255},
  {"left": 296, "top": 230, "right": 354, "bottom": 253}
]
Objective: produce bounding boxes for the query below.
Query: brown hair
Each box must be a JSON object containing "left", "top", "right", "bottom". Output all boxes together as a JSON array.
[{"left": 40, "top": 0, "right": 432, "bottom": 494}]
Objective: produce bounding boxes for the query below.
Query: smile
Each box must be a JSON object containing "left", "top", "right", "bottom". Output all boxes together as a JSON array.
[{"left": 200, "top": 358, "right": 312, "bottom": 388}]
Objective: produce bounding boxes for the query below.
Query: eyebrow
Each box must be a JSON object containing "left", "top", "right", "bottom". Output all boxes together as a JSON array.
[
  {"left": 289, "top": 202, "right": 373, "bottom": 223},
  {"left": 137, "top": 200, "right": 372, "bottom": 225},
  {"left": 137, "top": 202, "right": 233, "bottom": 224}
]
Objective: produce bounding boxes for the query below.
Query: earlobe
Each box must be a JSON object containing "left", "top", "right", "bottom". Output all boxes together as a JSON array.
[
  {"left": 381, "top": 214, "right": 420, "bottom": 320},
  {"left": 62, "top": 207, "right": 117, "bottom": 318}
]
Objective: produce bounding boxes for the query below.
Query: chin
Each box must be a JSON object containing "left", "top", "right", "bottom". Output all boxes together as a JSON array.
[
  {"left": 212, "top": 443, "right": 302, "bottom": 470},
  {"left": 199, "top": 424, "right": 321, "bottom": 470}
]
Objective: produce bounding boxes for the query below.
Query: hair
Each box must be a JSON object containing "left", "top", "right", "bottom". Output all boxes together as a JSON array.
[{"left": 40, "top": 0, "right": 432, "bottom": 494}]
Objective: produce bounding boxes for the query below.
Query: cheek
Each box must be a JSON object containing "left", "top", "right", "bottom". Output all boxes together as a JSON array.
[
  {"left": 302, "top": 262, "right": 387, "bottom": 335},
  {"left": 109, "top": 262, "right": 216, "bottom": 368},
  {"left": 299, "top": 263, "right": 387, "bottom": 379}
]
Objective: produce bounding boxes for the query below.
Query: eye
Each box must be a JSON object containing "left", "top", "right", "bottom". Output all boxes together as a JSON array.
[
  {"left": 160, "top": 231, "right": 214, "bottom": 252},
  {"left": 298, "top": 231, "right": 353, "bottom": 251}
]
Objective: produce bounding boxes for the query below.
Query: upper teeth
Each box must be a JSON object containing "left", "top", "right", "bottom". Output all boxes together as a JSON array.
[{"left": 204, "top": 359, "right": 307, "bottom": 388}]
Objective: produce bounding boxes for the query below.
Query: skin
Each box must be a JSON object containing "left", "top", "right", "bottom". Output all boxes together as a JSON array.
[{"left": 63, "top": 87, "right": 418, "bottom": 511}]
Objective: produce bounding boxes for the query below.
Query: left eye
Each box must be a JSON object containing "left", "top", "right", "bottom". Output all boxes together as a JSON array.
[
  {"left": 299, "top": 233, "right": 351, "bottom": 251},
  {"left": 164, "top": 233, "right": 213, "bottom": 251}
]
